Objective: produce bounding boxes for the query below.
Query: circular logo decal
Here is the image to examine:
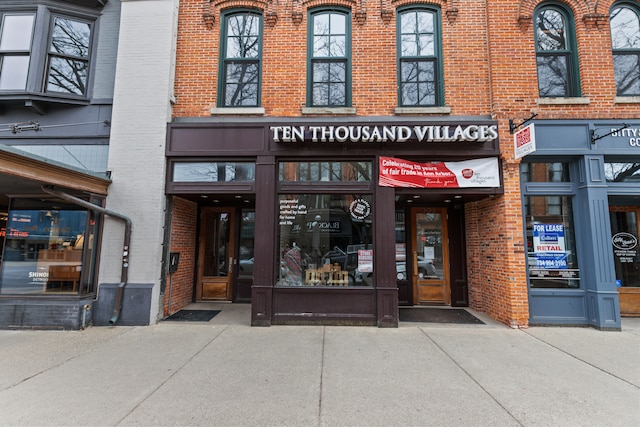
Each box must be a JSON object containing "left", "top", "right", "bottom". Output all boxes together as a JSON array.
[
  {"left": 349, "top": 199, "right": 371, "bottom": 220},
  {"left": 612, "top": 232, "right": 638, "bottom": 250},
  {"left": 461, "top": 168, "right": 474, "bottom": 179}
]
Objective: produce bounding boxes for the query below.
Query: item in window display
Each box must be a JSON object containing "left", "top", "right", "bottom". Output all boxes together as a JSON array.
[{"left": 284, "top": 243, "right": 303, "bottom": 285}]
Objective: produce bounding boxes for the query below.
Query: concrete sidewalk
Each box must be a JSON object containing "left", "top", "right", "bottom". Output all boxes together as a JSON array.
[{"left": 0, "top": 305, "right": 638, "bottom": 427}]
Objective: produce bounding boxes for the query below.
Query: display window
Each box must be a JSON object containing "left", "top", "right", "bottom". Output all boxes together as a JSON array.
[
  {"left": 524, "top": 195, "right": 580, "bottom": 288},
  {"left": 277, "top": 194, "right": 373, "bottom": 287},
  {"left": 0, "top": 198, "right": 98, "bottom": 295}
]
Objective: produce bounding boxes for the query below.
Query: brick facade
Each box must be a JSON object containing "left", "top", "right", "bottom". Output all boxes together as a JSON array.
[
  {"left": 164, "top": 197, "right": 199, "bottom": 316},
  {"left": 171, "top": 0, "right": 638, "bottom": 327}
]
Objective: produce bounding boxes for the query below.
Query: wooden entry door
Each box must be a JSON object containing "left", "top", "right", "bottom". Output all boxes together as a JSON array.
[
  {"left": 411, "top": 208, "right": 450, "bottom": 305},
  {"left": 198, "top": 207, "right": 236, "bottom": 301}
]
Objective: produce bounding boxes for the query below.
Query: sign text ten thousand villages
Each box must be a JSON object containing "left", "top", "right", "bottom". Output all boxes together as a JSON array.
[{"left": 270, "top": 124, "right": 498, "bottom": 143}]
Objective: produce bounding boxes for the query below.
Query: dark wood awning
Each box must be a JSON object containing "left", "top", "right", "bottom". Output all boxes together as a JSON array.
[{"left": 0, "top": 146, "right": 111, "bottom": 203}]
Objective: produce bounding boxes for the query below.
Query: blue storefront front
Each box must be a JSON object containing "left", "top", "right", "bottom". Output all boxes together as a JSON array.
[{"left": 521, "top": 119, "right": 640, "bottom": 329}]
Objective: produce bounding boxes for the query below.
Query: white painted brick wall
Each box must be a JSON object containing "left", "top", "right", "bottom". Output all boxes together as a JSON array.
[
  {"left": 100, "top": 0, "right": 180, "bottom": 324},
  {"left": 92, "top": 0, "right": 121, "bottom": 100}
]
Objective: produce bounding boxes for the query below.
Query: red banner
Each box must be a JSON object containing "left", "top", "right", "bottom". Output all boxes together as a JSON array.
[{"left": 379, "top": 157, "right": 500, "bottom": 188}]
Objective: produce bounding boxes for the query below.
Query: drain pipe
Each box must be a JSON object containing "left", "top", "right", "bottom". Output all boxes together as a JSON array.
[{"left": 41, "top": 185, "right": 132, "bottom": 325}]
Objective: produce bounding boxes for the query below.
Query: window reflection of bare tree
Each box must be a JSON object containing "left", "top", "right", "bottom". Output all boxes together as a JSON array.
[
  {"left": 312, "top": 13, "right": 346, "bottom": 106},
  {"left": 225, "top": 14, "right": 260, "bottom": 106},
  {"left": 536, "top": 9, "right": 569, "bottom": 97},
  {"left": 47, "top": 18, "right": 90, "bottom": 95},
  {"left": 610, "top": 6, "right": 640, "bottom": 96},
  {"left": 400, "top": 10, "right": 436, "bottom": 105},
  {"left": 605, "top": 163, "right": 640, "bottom": 182}
]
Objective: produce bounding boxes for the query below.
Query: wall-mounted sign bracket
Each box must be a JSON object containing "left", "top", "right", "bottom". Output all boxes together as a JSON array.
[
  {"left": 509, "top": 113, "right": 538, "bottom": 134},
  {"left": 590, "top": 123, "right": 630, "bottom": 144}
]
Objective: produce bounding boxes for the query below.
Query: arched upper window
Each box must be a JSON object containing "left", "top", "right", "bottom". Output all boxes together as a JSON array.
[
  {"left": 534, "top": 4, "right": 580, "bottom": 97},
  {"left": 397, "top": 6, "right": 443, "bottom": 106},
  {"left": 610, "top": 2, "right": 640, "bottom": 96},
  {"left": 218, "top": 10, "right": 263, "bottom": 107},
  {"left": 307, "top": 8, "right": 351, "bottom": 107}
]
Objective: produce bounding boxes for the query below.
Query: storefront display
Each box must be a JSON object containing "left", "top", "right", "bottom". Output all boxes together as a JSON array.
[
  {"left": 165, "top": 118, "right": 502, "bottom": 326},
  {"left": 0, "top": 199, "right": 98, "bottom": 296}
]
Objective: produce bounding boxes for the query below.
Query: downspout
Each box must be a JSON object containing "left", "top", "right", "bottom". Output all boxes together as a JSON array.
[{"left": 41, "top": 185, "right": 132, "bottom": 325}]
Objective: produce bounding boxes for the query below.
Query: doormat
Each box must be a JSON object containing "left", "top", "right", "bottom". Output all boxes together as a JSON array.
[
  {"left": 399, "top": 308, "right": 484, "bottom": 324},
  {"left": 164, "top": 310, "right": 221, "bottom": 322}
]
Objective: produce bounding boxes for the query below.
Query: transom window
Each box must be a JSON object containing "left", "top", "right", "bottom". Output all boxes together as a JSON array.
[
  {"left": 279, "top": 161, "right": 372, "bottom": 182},
  {"left": 219, "top": 10, "right": 262, "bottom": 107},
  {"left": 397, "top": 7, "right": 442, "bottom": 106},
  {"left": 534, "top": 4, "right": 580, "bottom": 97},
  {"left": 610, "top": 3, "right": 640, "bottom": 96},
  {"left": 308, "top": 8, "right": 351, "bottom": 107},
  {"left": 0, "top": 6, "right": 96, "bottom": 100}
]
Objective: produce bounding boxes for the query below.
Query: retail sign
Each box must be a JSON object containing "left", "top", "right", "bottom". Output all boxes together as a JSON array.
[
  {"left": 513, "top": 123, "right": 536, "bottom": 159},
  {"left": 270, "top": 124, "right": 498, "bottom": 144},
  {"left": 378, "top": 157, "right": 500, "bottom": 188},
  {"left": 358, "top": 250, "right": 373, "bottom": 273},
  {"left": 612, "top": 232, "right": 638, "bottom": 263},
  {"left": 532, "top": 223, "right": 567, "bottom": 269}
]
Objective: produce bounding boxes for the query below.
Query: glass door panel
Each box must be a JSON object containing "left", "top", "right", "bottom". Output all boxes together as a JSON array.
[
  {"left": 412, "top": 208, "right": 449, "bottom": 304},
  {"left": 198, "top": 207, "right": 235, "bottom": 300}
]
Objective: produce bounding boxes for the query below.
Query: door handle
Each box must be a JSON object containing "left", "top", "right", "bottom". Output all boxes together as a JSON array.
[
  {"left": 412, "top": 251, "right": 418, "bottom": 277},
  {"left": 228, "top": 256, "right": 233, "bottom": 275}
]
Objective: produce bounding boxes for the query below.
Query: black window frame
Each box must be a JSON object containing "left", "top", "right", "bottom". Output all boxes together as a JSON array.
[
  {"left": 0, "top": 1, "right": 100, "bottom": 105},
  {"left": 217, "top": 8, "right": 263, "bottom": 108},
  {"left": 609, "top": 2, "right": 640, "bottom": 97},
  {"left": 307, "top": 7, "right": 352, "bottom": 108},
  {"left": 534, "top": 3, "right": 581, "bottom": 98},
  {"left": 396, "top": 5, "right": 444, "bottom": 107}
]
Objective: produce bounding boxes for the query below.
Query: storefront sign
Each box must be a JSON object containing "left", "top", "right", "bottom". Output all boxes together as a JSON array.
[
  {"left": 358, "top": 250, "right": 373, "bottom": 273},
  {"left": 270, "top": 124, "right": 498, "bottom": 143},
  {"left": 379, "top": 157, "right": 500, "bottom": 188},
  {"left": 608, "top": 126, "right": 640, "bottom": 147},
  {"left": 533, "top": 223, "right": 567, "bottom": 269},
  {"left": 514, "top": 124, "right": 536, "bottom": 159},
  {"left": 612, "top": 232, "right": 638, "bottom": 263}
]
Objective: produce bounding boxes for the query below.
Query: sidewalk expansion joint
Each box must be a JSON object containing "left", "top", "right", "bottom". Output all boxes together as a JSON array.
[
  {"left": 1, "top": 326, "right": 139, "bottom": 392},
  {"left": 113, "top": 324, "right": 231, "bottom": 426},
  {"left": 417, "top": 327, "right": 525, "bottom": 427},
  {"left": 522, "top": 330, "right": 640, "bottom": 390},
  {"left": 317, "top": 326, "right": 326, "bottom": 427}
]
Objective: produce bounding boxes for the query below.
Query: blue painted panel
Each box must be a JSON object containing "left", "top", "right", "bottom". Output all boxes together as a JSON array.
[
  {"left": 529, "top": 290, "right": 588, "bottom": 324},
  {"left": 533, "top": 123, "right": 591, "bottom": 152}
]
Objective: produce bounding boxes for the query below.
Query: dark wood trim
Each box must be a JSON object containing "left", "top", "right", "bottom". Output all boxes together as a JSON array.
[
  {"left": 0, "top": 148, "right": 110, "bottom": 195},
  {"left": 251, "top": 156, "right": 277, "bottom": 325},
  {"left": 448, "top": 205, "right": 469, "bottom": 306}
]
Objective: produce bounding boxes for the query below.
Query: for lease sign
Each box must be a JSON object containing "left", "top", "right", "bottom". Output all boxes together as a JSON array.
[{"left": 533, "top": 223, "right": 567, "bottom": 269}]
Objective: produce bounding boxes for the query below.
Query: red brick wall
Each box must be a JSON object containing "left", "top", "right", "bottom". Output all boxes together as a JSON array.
[
  {"left": 466, "top": 165, "right": 529, "bottom": 328},
  {"left": 173, "top": 0, "right": 639, "bottom": 327},
  {"left": 173, "top": 0, "right": 492, "bottom": 117},
  {"left": 163, "top": 197, "right": 198, "bottom": 316}
]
